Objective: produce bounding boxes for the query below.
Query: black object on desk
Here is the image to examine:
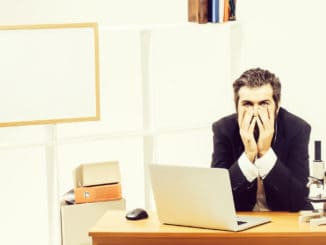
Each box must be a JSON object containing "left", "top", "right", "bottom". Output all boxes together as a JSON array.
[{"left": 126, "top": 208, "right": 149, "bottom": 220}]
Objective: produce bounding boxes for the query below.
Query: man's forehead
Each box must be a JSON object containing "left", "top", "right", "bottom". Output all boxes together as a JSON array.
[{"left": 238, "top": 84, "right": 273, "bottom": 102}]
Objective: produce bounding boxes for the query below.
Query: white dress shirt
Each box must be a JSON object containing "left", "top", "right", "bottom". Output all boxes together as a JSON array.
[{"left": 238, "top": 148, "right": 277, "bottom": 211}]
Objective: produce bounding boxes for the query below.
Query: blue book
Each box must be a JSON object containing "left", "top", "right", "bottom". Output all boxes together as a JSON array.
[{"left": 208, "top": 0, "right": 219, "bottom": 23}]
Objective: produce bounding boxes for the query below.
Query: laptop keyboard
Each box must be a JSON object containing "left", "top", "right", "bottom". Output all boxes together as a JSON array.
[{"left": 237, "top": 221, "right": 247, "bottom": 225}]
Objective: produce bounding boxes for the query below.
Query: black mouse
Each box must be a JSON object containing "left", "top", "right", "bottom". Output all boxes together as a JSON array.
[{"left": 125, "top": 208, "right": 148, "bottom": 220}]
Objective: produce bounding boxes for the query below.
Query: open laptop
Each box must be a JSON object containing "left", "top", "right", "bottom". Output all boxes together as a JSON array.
[{"left": 149, "top": 164, "right": 271, "bottom": 231}]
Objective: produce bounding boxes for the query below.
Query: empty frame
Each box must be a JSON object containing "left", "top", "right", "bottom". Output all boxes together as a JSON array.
[{"left": 0, "top": 23, "right": 100, "bottom": 127}]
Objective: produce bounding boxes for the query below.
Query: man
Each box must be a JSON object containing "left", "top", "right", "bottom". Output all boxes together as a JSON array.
[{"left": 211, "top": 68, "right": 313, "bottom": 211}]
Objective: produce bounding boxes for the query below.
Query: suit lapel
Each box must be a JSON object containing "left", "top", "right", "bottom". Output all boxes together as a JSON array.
[
  {"left": 231, "top": 119, "right": 245, "bottom": 159},
  {"left": 272, "top": 108, "right": 286, "bottom": 160}
]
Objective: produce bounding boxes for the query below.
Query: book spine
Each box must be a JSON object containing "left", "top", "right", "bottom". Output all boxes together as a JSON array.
[
  {"left": 208, "top": 0, "right": 219, "bottom": 23},
  {"left": 219, "top": 0, "right": 224, "bottom": 23},
  {"left": 229, "top": 0, "right": 236, "bottom": 21},
  {"left": 188, "top": 0, "right": 197, "bottom": 22},
  {"left": 223, "top": 0, "right": 230, "bottom": 22},
  {"left": 188, "top": 0, "right": 208, "bottom": 24}
]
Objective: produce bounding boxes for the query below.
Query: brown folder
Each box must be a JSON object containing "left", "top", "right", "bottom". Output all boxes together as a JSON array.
[{"left": 75, "top": 183, "right": 122, "bottom": 204}]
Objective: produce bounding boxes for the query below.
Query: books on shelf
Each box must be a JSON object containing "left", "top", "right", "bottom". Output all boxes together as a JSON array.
[{"left": 188, "top": 0, "right": 236, "bottom": 24}]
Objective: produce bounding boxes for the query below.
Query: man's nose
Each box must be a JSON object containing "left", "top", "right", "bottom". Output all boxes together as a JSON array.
[{"left": 253, "top": 105, "right": 259, "bottom": 116}]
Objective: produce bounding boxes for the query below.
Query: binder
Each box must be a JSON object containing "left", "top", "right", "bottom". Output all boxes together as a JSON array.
[{"left": 75, "top": 183, "right": 122, "bottom": 204}]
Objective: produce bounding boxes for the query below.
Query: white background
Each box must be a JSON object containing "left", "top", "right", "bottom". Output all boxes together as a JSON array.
[{"left": 0, "top": 1, "right": 325, "bottom": 244}]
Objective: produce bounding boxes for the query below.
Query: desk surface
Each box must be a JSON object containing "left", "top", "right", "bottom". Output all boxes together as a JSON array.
[{"left": 89, "top": 210, "right": 326, "bottom": 245}]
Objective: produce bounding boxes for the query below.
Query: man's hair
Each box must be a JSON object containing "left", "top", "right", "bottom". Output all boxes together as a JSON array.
[{"left": 233, "top": 68, "right": 281, "bottom": 109}]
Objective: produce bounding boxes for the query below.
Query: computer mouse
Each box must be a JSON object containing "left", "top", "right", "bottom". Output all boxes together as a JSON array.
[{"left": 125, "top": 208, "right": 149, "bottom": 220}]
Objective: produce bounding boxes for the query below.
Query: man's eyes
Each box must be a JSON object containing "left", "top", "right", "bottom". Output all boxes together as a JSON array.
[
  {"left": 259, "top": 101, "right": 269, "bottom": 106},
  {"left": 242, "top": 102, "right": 255, "bottom": 107},
  {"left": 241, "top": 101, "right": 269, "bottom": 107},
  {"left": 243, "top": 103, "right": 252, "bottom": 107}
]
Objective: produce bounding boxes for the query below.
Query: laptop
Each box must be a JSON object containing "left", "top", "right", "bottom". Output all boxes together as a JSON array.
[{"left": 149, "top": 164, "right": 271, "bottom": 231}]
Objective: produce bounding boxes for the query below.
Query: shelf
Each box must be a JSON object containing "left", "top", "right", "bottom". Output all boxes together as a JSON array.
[{"left": 99, "top": 21, "right": 239, "bottom": 32}]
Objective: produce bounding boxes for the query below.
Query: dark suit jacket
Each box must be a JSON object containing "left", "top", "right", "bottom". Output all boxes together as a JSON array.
[{"left": 211, "top": 107, "right": 313, "bottom": 211}]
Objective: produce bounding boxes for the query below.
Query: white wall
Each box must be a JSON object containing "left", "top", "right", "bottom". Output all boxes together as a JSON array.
[
  {"left": 1, "top": 1, "right": 326, "bottom": 245},
  {"left": 0, "top": 0, "right": 187, "bottom": 25},
  {"left": 237, "top": 0, "right": 326, "bottom": 152},
  {"left": 0, "top": 1, "right": 187, "bottom": 245}
]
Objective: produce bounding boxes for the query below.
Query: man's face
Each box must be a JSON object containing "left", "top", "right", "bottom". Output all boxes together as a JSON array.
[{"left": 237, "top": 84, "right": 278, "bottom": 137}]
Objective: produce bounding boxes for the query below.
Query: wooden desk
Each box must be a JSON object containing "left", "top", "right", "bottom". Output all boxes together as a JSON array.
[{"left": 89, "top": 210, "right": 326, "bottom": 245}]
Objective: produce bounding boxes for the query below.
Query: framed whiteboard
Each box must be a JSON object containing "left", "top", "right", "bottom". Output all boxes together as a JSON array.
[{"left": 0, "top": 23, "right": 100, "bottom": 127}]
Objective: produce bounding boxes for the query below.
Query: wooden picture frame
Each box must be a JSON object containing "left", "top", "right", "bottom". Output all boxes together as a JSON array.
[{"left": 0, "top": 23, "right": 100, "bottom": 127}]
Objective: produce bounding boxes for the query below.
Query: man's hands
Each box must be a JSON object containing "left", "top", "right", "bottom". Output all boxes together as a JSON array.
[
  {"left": 239, "top": 109, "right": 257, "bottom": 162},
  {"left": 256, "top": 107, "right": 275, "bottom": 158},
  {"left": 238, "top": 107, "right": 275, "bottom": 162}
]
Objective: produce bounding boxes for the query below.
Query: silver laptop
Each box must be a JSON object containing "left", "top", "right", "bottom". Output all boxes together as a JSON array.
[{"left": 149, "top": 164, "right": 270, "bottom": 231}]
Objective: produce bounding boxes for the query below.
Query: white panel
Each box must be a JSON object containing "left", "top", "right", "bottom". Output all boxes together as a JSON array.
[
  {"left": 0, "top": 147, "right": 49, "bottom": 245},
  {"left": 57, "top": 29, "right": 143, "bottom": 137},
  {"left": 57, "top": 137, "right": 145, "bottom": 210},
  {"left": 149, "top": 24, "right": 236, "bottom": 129},
  {"left": 0, "top": 125, "right": 49, "bottom": 145},
  {"left": 0, "top": 25, "right": 97, "bottom": 125},
  {"left": 154, "top": 128, "right": 213, "bottom": 167}
]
